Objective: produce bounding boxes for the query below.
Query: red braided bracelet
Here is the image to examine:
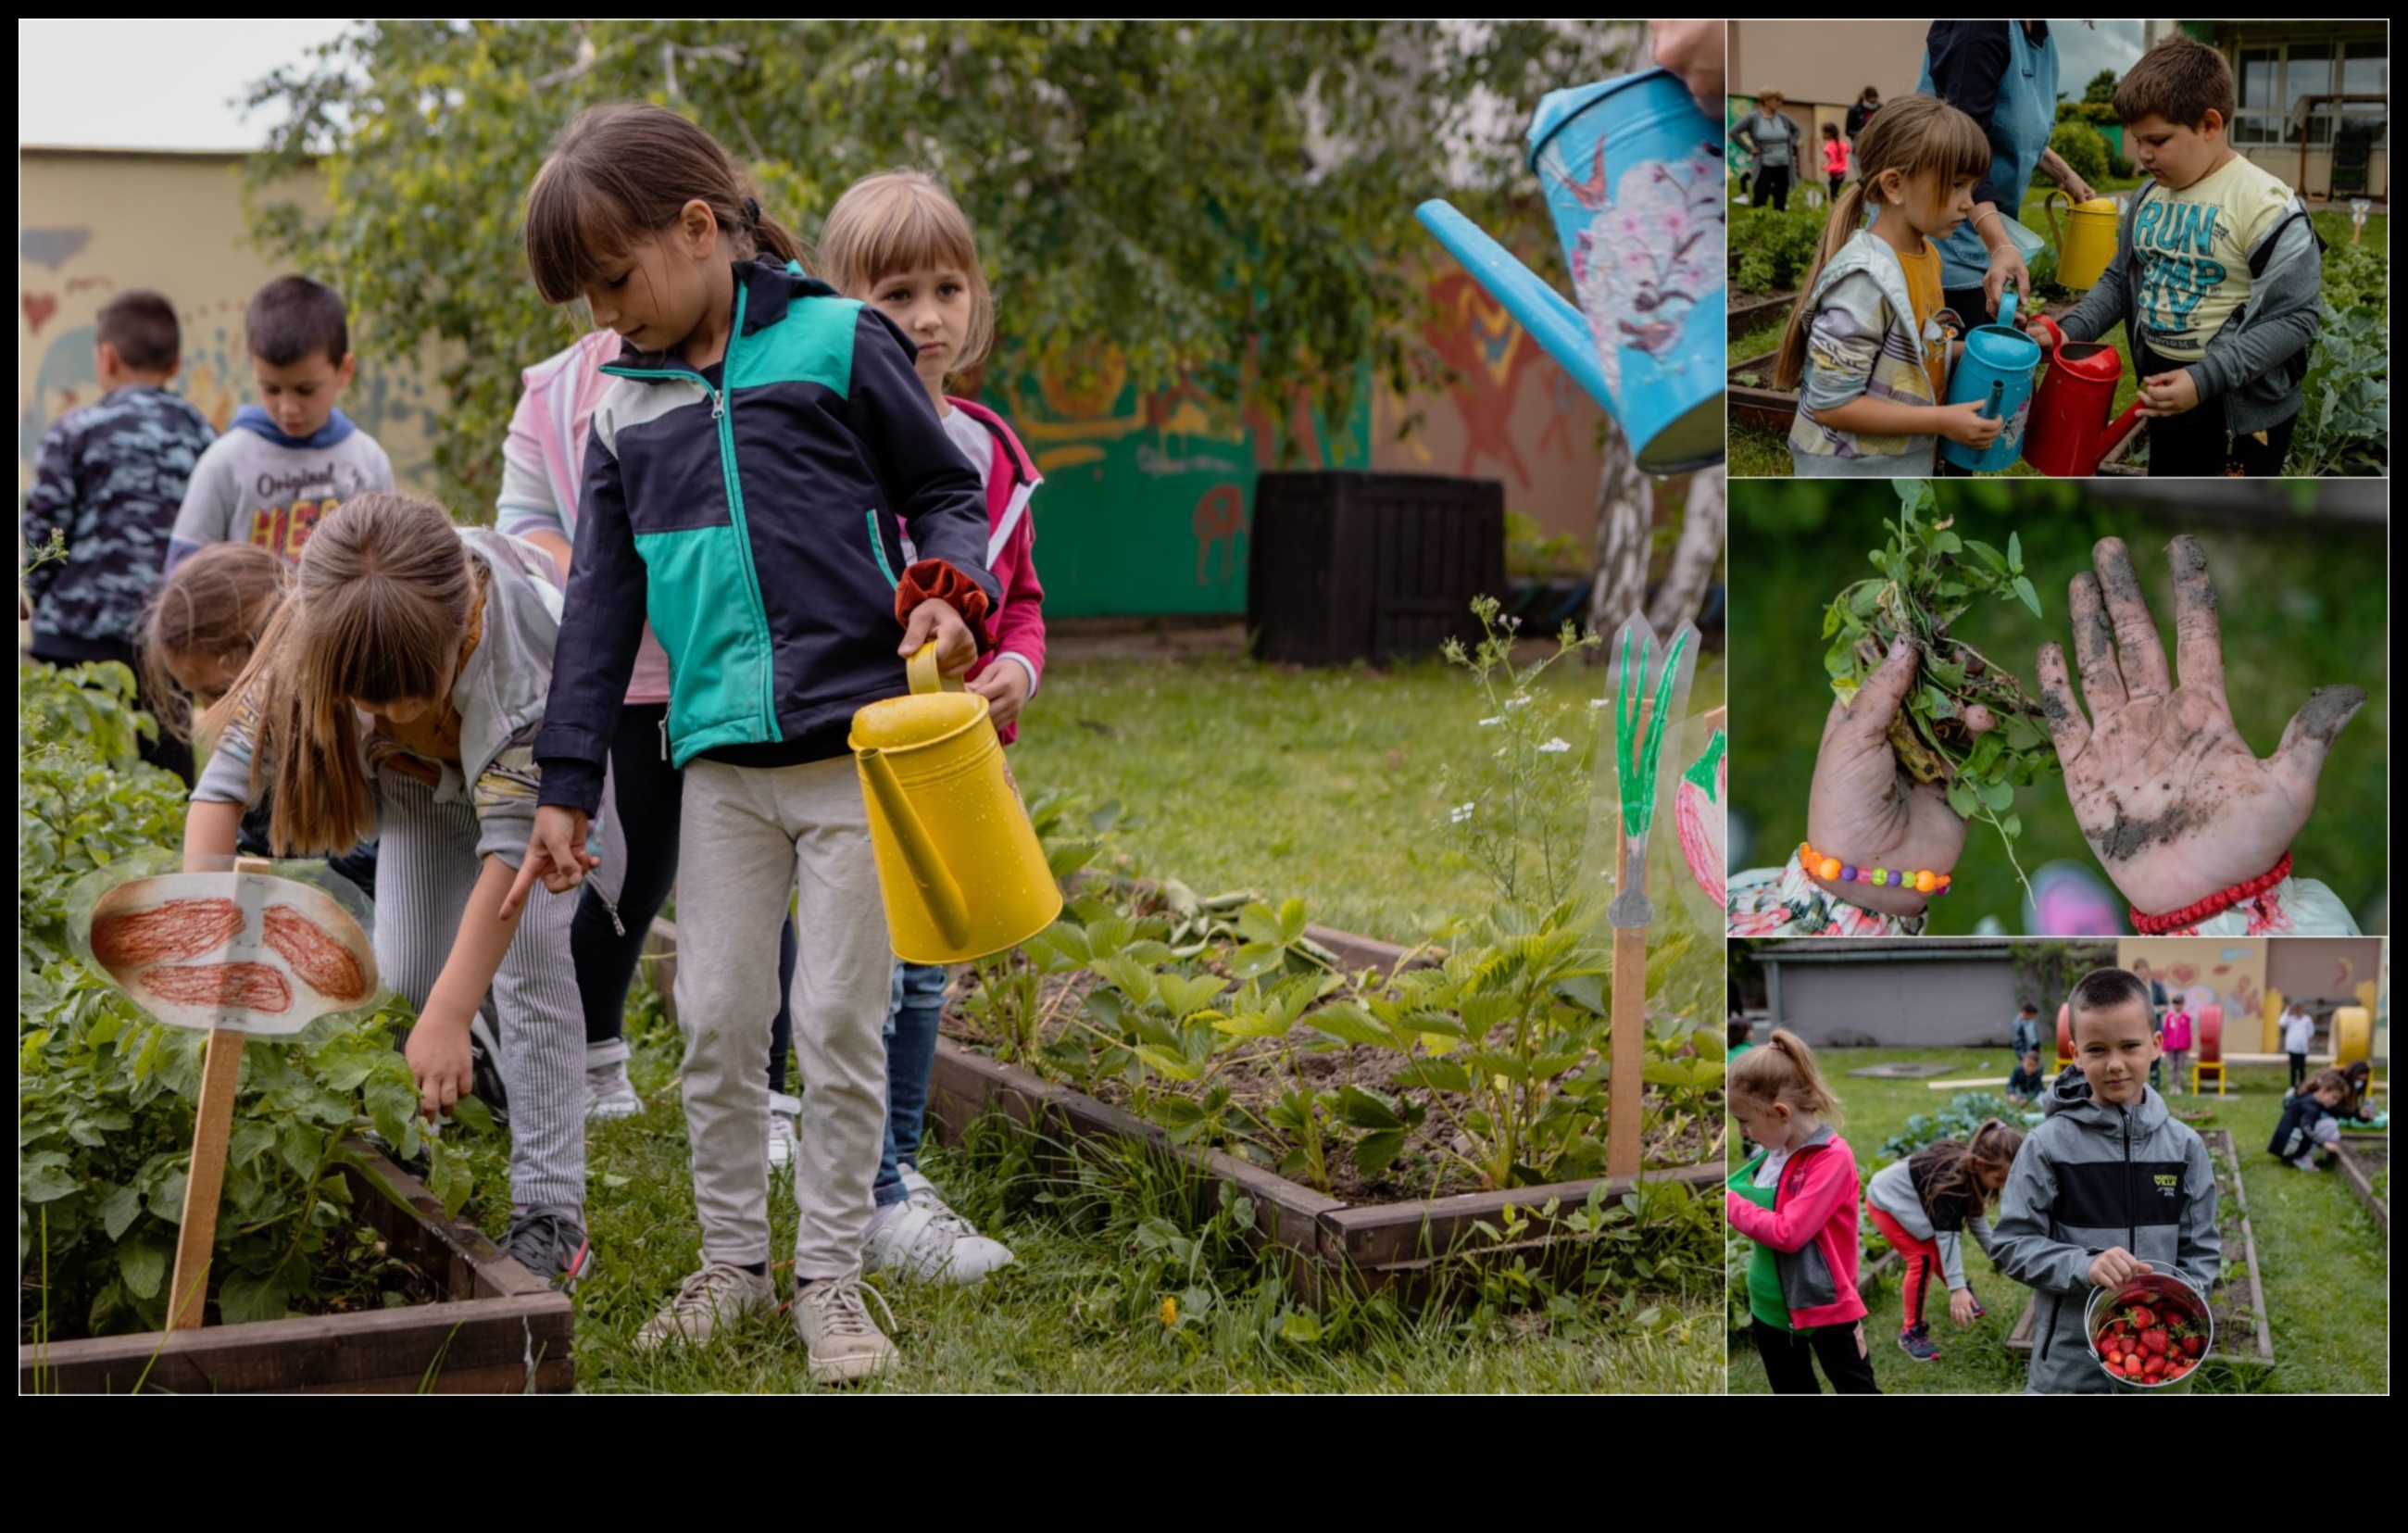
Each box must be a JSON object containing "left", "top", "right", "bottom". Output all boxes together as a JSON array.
[{"left": 2130, "top": 851, "right": 2292, "bottom": 936}]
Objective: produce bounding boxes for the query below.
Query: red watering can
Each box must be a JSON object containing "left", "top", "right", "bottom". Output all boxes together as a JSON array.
[{"left": 2021, "top": 316, "right": 2145, "bottom": 477}]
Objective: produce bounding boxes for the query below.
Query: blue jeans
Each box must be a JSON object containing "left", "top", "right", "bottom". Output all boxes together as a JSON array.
[{"left": 874, "top": 961, "right": 947, "bottom": 1208}]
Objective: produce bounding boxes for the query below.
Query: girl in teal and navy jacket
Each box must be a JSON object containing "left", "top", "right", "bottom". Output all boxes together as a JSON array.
[{"left": 509, "top": 104, "right": 997, "bottom": 1387}]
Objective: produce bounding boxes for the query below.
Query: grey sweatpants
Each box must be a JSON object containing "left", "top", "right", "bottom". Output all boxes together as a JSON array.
[
  {"left": 677, "top": 756, "right": 892, "bottom": 1280},
  {"left": 376, "top": 772, "right": 585, "bottom": 1209}
]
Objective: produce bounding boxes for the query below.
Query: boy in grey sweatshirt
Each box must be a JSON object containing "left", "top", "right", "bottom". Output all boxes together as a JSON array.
[
  {"left": 1992, "top": 967, "right": 2221, "bottom": 1394},
  {"left": 2054, "top": 37, "right": 2322, "bottom": 476},
  {"left": 168, "top": 274, "right": 394, "bottom": 572}
]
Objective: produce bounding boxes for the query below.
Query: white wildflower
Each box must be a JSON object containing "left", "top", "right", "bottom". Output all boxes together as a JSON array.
[
  {"left": 1537, "top": 737, "right": 1572, "bottom": 753},
  {"left": 1449, "top": 802, "right": 1476, "bottom": 823},
  {"left": 1478, "top": 716, "right": 1504, "bottom": 727}
]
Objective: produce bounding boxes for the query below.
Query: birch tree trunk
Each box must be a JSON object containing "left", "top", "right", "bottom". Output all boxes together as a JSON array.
[
  {"left": 1585, "top": 426, "right": 1651, "bottom": 646},
  {"left": 1647, "top": 463, "right": 1725, "bottom": 635}
]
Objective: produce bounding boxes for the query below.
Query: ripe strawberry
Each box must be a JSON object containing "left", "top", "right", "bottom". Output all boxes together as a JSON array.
[
  {"left": 2144, "top": 1354, "right": 2166, "bottom": 1376},
  {"left": 2181, "top": 1335, "right": 2203, "bottom": 1356},
  {"left": 2104, "top": 1349, "right": 2123, "bottom": 1367},
  {"left": 2129, "top": 1305, "right": 2157, "bottom": 1329},
  {"left": 2142, "top": 1327, "right": 2170, "bottom": 1355}
]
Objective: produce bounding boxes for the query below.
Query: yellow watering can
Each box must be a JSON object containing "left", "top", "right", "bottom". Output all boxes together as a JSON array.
[
  {"left": 850, "top": 642, "right": 1062, "bottom": 964},
  {"left": 2044, "top": 191, "right": 2121, "bottom": 291}
]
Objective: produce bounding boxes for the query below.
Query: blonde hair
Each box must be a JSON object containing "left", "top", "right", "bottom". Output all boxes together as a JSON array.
[
  {"left": 525, "top": 103, "right": 809, "bottom": 308},
  {"left": 1728, "top": 1028, "right": 1844, "bottom": 1128},
  {"left": 140, "top": 543, "right": 289, "bottom": 742},
  {"left": 201, "top": 493, "right": 475, "bottom": 856},
  {"left": 1775, "top": 94, "right": 1991, "bottom": 389},
  {"left": 817, "top": 170, "right": 997, "bottom": 381}
]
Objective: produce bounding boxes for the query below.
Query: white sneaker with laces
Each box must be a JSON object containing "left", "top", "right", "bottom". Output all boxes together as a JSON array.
[
  {"left": 585, "top": 1039, "right": 645, "bottom": 1121},
  {"left": 767, "top": 1091, "right": 803, "bottom": 1169},
  {"left": 633, "top": 1261, "right": 775, "bottom": 1351},
  {"left": 792, "top": 1276, "right": 898, "bottom": 1384},
  {"left": 863, "top": 1187, "right": 1014, "bottom": 1286}
]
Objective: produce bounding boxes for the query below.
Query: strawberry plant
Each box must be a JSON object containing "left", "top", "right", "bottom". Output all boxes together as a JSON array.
[{"left": 1821, "top": 479, "right": 2061, "bottom": 901}]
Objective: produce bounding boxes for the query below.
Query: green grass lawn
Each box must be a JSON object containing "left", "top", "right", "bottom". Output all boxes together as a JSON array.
[
  {"left": 495, "top": 648, "right": 1728, "bottom": 1393},
  {"left": 1727, "top": 1048, "right": 2389, "bottom": 1394},
  {"left": 1726, "top": 482, "right": 2389, "bottom": 934},
  {"left": 1006, "top": 650, "right": 1612, "bottom": 944}
]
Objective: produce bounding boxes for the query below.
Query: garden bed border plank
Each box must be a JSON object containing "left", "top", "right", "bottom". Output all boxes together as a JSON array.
[
  {"left": 20, "top": 1143, "right": 573, "bottom": 1395},
  {"left": 2329, "top": 1136, "right": 2389, "bottom": 1239}
]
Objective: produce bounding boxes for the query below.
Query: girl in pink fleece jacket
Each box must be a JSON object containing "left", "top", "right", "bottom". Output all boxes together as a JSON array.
[{"left": 1726, "top": 1031, "right": 1880, "bottom": 1393}]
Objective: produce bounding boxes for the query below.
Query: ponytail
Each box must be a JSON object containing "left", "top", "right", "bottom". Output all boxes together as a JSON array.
[
  {"left": 1729, "top": 1027, "right": 1845, "bottom": 1128},
  {"left": 1774, "top": 181, "right": 1869, "bottom": 390}
]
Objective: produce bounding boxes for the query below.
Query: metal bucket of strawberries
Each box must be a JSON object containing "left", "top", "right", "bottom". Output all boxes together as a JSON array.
[{"left": 2085, "top": 1272, "right": 2212, "bottom": 1390}]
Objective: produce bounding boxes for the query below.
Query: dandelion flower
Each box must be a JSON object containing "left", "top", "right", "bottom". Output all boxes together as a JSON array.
[{"left": 1160, "top": 1297, "right": 1178, "bottom": 1326}]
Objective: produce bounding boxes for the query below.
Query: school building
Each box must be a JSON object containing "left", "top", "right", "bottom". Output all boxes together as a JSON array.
[
  {"left": 1725, "top": 19, "right": 1932, "bottom": 153},
  {"left": 19, "top": 145, "right": 1612, "bottom": 619},
  {"left": 2147, "top": 19, "right": 2389, "bottom": 203},
  {"left": 1741, "top": 938, "right": 2028, "bottom": 1049}
]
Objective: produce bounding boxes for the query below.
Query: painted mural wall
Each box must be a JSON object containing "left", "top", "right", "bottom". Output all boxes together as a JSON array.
[{"left": 22, "top": 148, "right": 1609, "bottom": 618}]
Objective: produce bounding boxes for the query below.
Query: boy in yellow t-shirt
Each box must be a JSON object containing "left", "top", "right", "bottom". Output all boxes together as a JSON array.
[{"left": 2054, "top": 36, "right": 2323, "bottom": 476}]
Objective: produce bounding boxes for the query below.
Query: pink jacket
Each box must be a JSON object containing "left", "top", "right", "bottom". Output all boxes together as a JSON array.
[
  {"left": 1725, "top": 1127, "right": 1868, "bottom": 1328},
  {"left": 2162, "top": 1011, "right": 2193, "bottom": 1051},
  {"left": 495, "top": 330, "right": 673, "bottom": 705},
  {"left": 936, "top": 396, "right": 1047, "bottom": 747}
]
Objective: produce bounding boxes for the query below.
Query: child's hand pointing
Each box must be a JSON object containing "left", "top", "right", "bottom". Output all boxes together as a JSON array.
[{"left": 899, "top": 597, "right": 976, "bottom": 677}]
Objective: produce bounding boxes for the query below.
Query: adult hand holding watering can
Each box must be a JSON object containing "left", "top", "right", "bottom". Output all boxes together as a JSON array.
[{"left": 2033, "top": 536, "right": 2366, "bottom": 923}]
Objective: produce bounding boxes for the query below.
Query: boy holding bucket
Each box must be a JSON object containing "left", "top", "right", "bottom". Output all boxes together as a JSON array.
[
  {"left": 1990, "top": 968, "right": 2221, "bottom": 1394},
  {"left": 2051, "top": 36, "right": 2323, "bottom": 477}
]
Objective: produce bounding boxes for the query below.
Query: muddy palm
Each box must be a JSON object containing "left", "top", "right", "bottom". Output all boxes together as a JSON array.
[{"left": 2034, "top": 536, "right": 2364, "bottom": 919}]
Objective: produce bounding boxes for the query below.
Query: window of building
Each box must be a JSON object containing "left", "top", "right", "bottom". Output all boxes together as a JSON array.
[{"left": 2232, "top": 36, "right": 2387, "bottom": 148}]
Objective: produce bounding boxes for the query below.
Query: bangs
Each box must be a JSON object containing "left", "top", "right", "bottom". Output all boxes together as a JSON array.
[
  {"left": 1908, "top": 106, "right": 1994, "bottom": 185},
  {"left": 828, "top": 181, "right": 983, "bottom": 291},
  {"left": 525, "top": 155, "right": 652, "bottom": 305}
]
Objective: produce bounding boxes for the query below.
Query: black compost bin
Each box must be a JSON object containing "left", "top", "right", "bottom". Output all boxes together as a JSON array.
[{"left": 1248, "top": 471, "right": 1506, "bottom": 666}]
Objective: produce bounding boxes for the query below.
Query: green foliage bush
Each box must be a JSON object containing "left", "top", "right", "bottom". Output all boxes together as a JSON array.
[
  {"left": 2049, "top": 121, "right": 2111, "bottom": 187},
  {"left": 19, "top": 660, "right": 479, "bottom": 1339},
  {"left": 1876, "top": 1091, "right": 2028, "bottom": 1165},
  {"left": 1731, "top": 204, "right": 1830, "bottom": 296}
]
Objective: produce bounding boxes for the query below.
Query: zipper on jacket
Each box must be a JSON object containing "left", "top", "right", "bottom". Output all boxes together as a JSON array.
[
  {"left": 708, "top": 282, "right": 780, "bottom": 734},
  {"left": 659, "top": 715, "right": 669, "bottom": 762},
  {"left": 864, "top": 509, "right": 899, "bottom": 590},
  {"left": 2122, "top": 1106, "right": 2137, "bottom": 1253}
]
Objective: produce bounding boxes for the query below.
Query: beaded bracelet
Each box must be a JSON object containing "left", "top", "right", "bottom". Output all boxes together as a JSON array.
[
  {"left": 2130, "top": 851, "right": 2291, "bottom": 936},
  {"left": 1798, "top": 841, "right": 1953, "bottom": 897}
]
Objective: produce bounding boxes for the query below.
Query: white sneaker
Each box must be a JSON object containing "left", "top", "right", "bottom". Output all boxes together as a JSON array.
[
  {"left": 767, "top": 1092, "right": 802, "bottom": 1169},
  {"left": 863, "top": 1187, "right": 1015, "bottom": 1286},
  {"left": 585, "top": 1039, "right": 645, "bottom": 1121},
  {"left": 633, "top": 1262, "right": 775, "bottom": 1351},
  {"left": 792, "top": 1276, "right": 898, "bottom": 1384},
  {"left": 2290, "top": 1152, "right": 2320, "bottom": 1171}
]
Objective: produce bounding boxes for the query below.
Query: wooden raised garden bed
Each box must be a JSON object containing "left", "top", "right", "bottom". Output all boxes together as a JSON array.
[
  {"left": 645, "top": 915, "right": 1720, "bottom": 1297},
  {"left": 2004, "top": 1128, "right": 2275, "bottom": 1374},
  {"left": 20, "top": 1142, "right": 573, "bottom": 1395},
  {"left": 923, "top": 1037, "right": 1722, "bottom": 1301},
  {"left": 2331, "top": 1134, "right": 2389, "bottom": 1239}
]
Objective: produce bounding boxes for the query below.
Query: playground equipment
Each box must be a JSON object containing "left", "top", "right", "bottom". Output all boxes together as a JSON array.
[{"left": 2333, "top": 1005, "right": 2373, "bottom": 1068}]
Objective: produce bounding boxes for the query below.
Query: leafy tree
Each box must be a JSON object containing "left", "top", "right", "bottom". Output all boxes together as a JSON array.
[
  {"left": 245, "top": 19, "right": 1628, "bottom": 513},
  {"left": 2083, "top": 67, "right": 2119, "bottom": 106}
]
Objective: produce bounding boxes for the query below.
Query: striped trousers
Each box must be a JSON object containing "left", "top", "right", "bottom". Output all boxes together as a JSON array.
[{"left": 375, "top": 772, "right": 585, "bottom": 1209}]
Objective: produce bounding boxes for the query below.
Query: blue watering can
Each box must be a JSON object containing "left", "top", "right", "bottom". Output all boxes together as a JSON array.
[
  {"left": 1416, "top": 67, "right": 1724, "bottom": 475},
  {"left": 1938, "top": 285, "right": 2044, "bottom": 473}
]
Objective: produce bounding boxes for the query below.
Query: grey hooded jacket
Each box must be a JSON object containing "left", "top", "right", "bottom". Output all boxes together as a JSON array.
[
  {"left": 2056, "top": 175, "right": 2322, "bottom": 436},
  {"left": 195, "top": 527, "right": 567, "bottom": 865},
  {"left": 1990, "top": 1065, "right": 2222, "bottom": 1395}
]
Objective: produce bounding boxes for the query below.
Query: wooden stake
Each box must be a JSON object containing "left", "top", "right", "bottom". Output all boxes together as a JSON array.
[
  {"left": 166, "top": 854, "right": 270, "bottom": 1331},
  {"left": 167, "top": 1028, "right": 245, "bottom": 1330},
  {"left": 1607, "top": 698, "right": 1650, "bottom": 1182}
]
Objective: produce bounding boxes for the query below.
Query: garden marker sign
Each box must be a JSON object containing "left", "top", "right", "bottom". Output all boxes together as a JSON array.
[
  {"left": 70, "top": 851, "right": 382, "bottom": 1330},
  {"left": 1595, "top": 614, "right": 1699, "bottom": 1178}
]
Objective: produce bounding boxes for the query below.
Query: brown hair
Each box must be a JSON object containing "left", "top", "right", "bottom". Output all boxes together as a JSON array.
[
  {"left": 819, "top": 170, "right": 997, "bottom": 381},
  {"left": 524, "top": 102, "right": 808, "bottom": 308},
  {"left": 202, "top": 493, "right": 476, "bottom": 856},
  {"left": 1728, "top": 1029, "right": 1844, "bottom": 1127},
  {"left": 1776, "top": 94, "right": 1990, "bottom": 389},
  {"left": 2069, "top": 966, "right": 2153, "bottom": 1027},
  {"left": 1758, "top": 90, "right": 1784, "bottom": 107},
  {"left": 2306, "top": 1067, "right": 2352, "bottom": 1102},
  {"left": 246, "top": 274, "right": 350, "bottom": 368},
  {"left": 2113, "top": 36, "right": 2237, "bottom": 131},
  {"left": 96, "top": 289, "right": 182, "bottom": 374},
  {"left": 1908, "top": 1118, "right": 2025, "bottom": 1219},
  {"left": 140, "top": 544, "right": 289, "bottom": 742}
]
